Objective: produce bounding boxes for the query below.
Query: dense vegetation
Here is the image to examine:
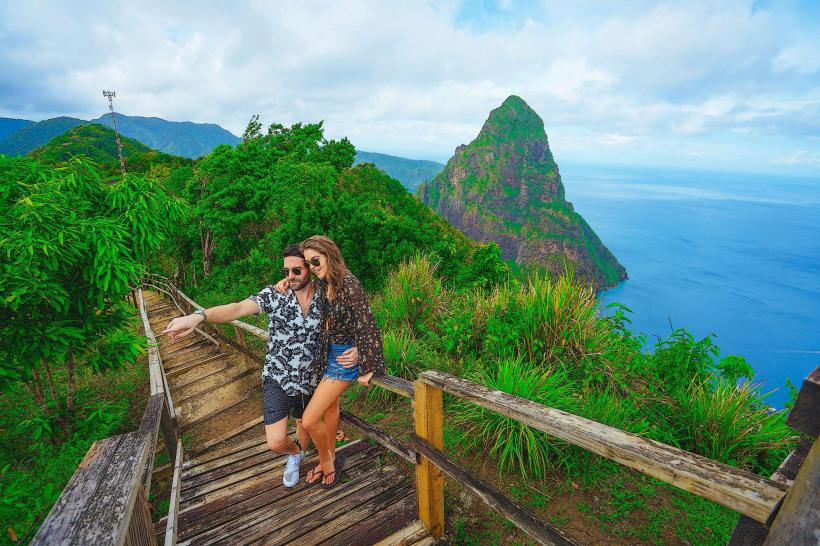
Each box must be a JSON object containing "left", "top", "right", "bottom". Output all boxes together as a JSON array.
[
  {"left": 29, "top": 124, "right": 189, "bottom": 181},
  {"left": 0, "top": 155, "right": 183, "bottom": 544},
  {"left": 0, "top": 115, "right": 803, "bottom": 545},
  {"left": 354, "top": 151, "right": 443, "bottom": 192}
]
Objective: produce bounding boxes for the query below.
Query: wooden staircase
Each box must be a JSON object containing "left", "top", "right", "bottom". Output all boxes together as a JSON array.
[{"left": 141, "top": 291, "right": 429, "bottom": 545}]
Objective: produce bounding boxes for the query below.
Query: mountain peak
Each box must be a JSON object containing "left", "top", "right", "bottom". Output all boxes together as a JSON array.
[
  {"left": 420, "top": 97, "right": 627, "bottom": 289},
  {"left": 473, "top": 95, "right": 547, "bottom": 147}
]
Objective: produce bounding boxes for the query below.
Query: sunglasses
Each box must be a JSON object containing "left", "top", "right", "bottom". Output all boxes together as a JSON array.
[
  {"left": 307, "top": 256, "right": 321, "bottom": 267},
  {"left": 281, "top": 267, "right": 306, "bottom": 277}
]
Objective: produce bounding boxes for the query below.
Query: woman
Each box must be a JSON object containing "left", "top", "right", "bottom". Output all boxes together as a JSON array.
[{"left": 283, "top": 235, "right": 385, "bottom": 488}]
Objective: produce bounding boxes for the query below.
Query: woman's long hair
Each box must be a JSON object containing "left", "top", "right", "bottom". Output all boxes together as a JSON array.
[{"left": 301, "top": 235, "right": 350, "bottom": 301}]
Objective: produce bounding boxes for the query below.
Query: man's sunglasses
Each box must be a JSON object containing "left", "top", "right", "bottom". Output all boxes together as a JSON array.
[{"left": 281, "top": 267, "right": 306, "bottom": 277}]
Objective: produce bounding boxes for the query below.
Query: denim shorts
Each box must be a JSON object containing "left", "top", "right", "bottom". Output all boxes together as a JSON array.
[{"left": 324, "top": 343, "right": 359, "bottom": 382}]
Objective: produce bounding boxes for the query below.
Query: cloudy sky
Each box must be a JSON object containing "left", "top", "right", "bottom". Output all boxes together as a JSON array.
[{"left": 1, "top": 0, "right": 819, "bottom": 174}]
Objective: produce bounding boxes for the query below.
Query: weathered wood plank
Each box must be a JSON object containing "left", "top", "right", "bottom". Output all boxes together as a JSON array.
[
  {"left": 164, "top": 440, "right": 183, "bottom": 546},
  {"left": 411, "top": 435, "right": 577, "bottom": 545},
  {"left": 276, "top": 482, "right": 416, "bottom": 546},
  {"left": 174, "top": 365, "right": 257, "bottom": 406},
  {"left": 137, "top": 394, "right": 164, "bottom": 492},
  {"left": 184, "top": 437, "right": 268, "bottom": 469},
  {"left": 763, "top": 436, "right": 820, "bottom": 545},
  {"left": 420, "top": 370, "right": 787, "bottom": 523},
  {"left": 323, "top": 494, "right": 418, "bottom": 546},
  {"left": 786, "top": 365, "right": 820, "bottom": 437},
  {"left": 413, "top": 380, "right": 445, "bottom": 539},
  {"left": 159, "top": 396, "right": 178, "bottom": 464},
  {"left": 31, "top": 436, "right": 123, "bottom": 545},
  {"left": 728, "top": 438, "right": 812, "bottom": 545},
  {"left": 340, "top": 410, "right": 418, "bottom": 464},
  {"left": 373, "top": 375, "right": 414, "bottom": 399},
  {"left": 124, "top": 486, "right": 157, "bottom": 546},
  {"left": 71, "top": 431, "right": 151, "bottom": 545},
  {"left": 372, "top": 520, "right": 429, "bottom": 546},
  {"left": 185, "top": 465, "right": 398, "bottom": 545},
  {"left": 166, "top": 444, "right": 378, "bottom": 542},
  {"left": 250, "top": 473, "right": 409, "bottom": 546},
  {"left": 190, "top": 416, "right": 264, "bottom": 456}
]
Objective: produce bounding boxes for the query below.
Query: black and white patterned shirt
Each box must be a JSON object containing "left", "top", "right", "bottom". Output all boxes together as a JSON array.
[{"left": 248, "top": 285, "right": 324, "bottom": 396}]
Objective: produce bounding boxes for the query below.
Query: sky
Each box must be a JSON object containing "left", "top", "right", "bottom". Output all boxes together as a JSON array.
[{"left": 1, "top": 0, "right": 819, "bottom": 174}]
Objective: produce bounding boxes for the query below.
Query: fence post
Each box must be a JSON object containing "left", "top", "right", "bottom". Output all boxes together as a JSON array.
[
  {"left": 234, "top": 325, "right": 251, "bottom": 366},
  {"left": 414, "top": 379, "right": 444, "bottom": 539},
  {"left": 761, "top": 365, "right": 820, "bottom": 545}
]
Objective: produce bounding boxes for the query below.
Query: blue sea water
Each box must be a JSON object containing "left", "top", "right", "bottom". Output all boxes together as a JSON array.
[{"left": 560, "top": 162, "right": 820, "bottom": 408}]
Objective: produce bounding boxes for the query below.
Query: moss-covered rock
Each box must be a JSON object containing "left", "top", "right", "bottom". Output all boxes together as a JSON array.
[{"left": 419, "top": 95, "right": 626, "bottom": 288}]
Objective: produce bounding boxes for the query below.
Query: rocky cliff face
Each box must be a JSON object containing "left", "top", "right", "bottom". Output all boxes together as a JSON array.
[{"left": 419, "top": 95, "right": 626, "bottom": 288}]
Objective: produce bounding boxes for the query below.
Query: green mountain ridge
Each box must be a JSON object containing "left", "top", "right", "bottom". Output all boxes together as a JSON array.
[
  {"left": 0, "top": 117, "right": 34, "bottom": 141},
  {"left": 0, "top": 117, "right": 86, "bottom": 156},
  {"left": 354, "top": 151, "right": 443, "bottom": 192},
  {"left": 419, "top": 95, "right": 627, "bottom": 289},
  {"left": 0, "top": 114, "right": 240, "bottom": 159},
  {"left": 29, "top": 124, "right": 189, "bottom": 179}
]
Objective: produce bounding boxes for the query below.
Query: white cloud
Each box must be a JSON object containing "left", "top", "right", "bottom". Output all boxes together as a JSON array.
[
  {"left": 0, "top": 0, "right": 818, "bottom": 173},
  {"left": 770, "top": 150, "right": 820, "bottom": 168}
]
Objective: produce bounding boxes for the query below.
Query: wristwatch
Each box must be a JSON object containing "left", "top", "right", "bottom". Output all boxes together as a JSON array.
[{"left": 194, "top": 308, "right": 208, "bottom": 323}]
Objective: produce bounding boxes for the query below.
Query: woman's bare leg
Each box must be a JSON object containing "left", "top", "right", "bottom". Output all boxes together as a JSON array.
[
  {"left": 325, "top": 397, "right": 341, "bottom": 454},
  {"left": 301, "top": 378, "right": 351, "bottom": 483}
]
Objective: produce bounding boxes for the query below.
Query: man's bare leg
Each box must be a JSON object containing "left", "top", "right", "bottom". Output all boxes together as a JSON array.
[{"left": 265, "top": 417, "right": 299, "bottom": 455}]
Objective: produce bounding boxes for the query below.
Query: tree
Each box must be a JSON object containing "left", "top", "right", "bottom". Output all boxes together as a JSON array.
[{"left": 0, "top": 155, "right": 185, "bottom": 439}]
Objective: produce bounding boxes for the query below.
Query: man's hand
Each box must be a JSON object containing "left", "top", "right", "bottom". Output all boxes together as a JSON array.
[
  {"left": 274, "top": 277, "right": 288, "bottom": 294},
  {"left": 358, "top": 372, "right": 374, "bottom": 387},
  {"left": 337, "top": 347, "right": 359, "bottom": 368},
  {"left": 162, "top": 314, "right": 204, "bottom": 340}
]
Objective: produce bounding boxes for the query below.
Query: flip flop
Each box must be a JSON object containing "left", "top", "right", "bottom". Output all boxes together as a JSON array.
[
  {"left": 306, "top": 466, "right": 324, "bottom": 486},
  {"left": 319, "top": 454, "right": 346, "bottom": 490}
]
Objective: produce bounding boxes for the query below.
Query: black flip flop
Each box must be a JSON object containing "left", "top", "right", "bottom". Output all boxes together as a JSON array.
[
  {"left": 306, "top": 466, "right": 324, "bottom": 486},
  {"left": 319, "top": 454, "right": 346, "bottom": 489}
]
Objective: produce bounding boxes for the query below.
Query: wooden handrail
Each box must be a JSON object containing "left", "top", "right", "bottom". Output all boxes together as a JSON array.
[
  {"left": 33, "top": 289, "right": 180, "bottom": 545},
  {"left": 418, "top": 370, "right": 787, "bottom": 524},
  {"left": 164, "top": 440, "right": 184, "bottom": 546}
]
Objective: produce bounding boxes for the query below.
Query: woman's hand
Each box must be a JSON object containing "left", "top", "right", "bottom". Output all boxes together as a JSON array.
[
  {"left": 358, "top": 372, "right": 374, "bottom": 387},
  {"left": 337, "top": 347, "right": 359, "bottom": 368},
  {"left": 274, "top": 277, "right": 288, "bottom": 294}
]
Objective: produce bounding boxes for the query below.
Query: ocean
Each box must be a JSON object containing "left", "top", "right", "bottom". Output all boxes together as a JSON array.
[{"left": 560, "top": 162, "right": 820, "bottom": 408}]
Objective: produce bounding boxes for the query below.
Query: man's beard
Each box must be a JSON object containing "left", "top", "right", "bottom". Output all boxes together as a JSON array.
[{"left": 289, "top": 277, "right": 311, "bottom": 291}]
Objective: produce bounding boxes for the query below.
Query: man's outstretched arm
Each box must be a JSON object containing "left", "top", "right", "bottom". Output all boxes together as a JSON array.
[{"left": 162, "top": 299, "right": 260, "bottom": 339}]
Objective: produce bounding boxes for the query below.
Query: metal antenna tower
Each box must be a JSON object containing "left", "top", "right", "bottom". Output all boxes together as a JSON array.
[{"left": 102, "top": 90, "right": 127, "bottom": 176}]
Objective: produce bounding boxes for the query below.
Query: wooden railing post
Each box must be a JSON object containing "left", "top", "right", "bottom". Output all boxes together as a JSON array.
[
  {"left": 234, "top": 324, "right": 251, "bottom": 366},
  {"left": 761, "top": 365, "right": 820, "bottom": 545},
  {"left": 414, "top": 379, "right": 445, "bottom": 539}
]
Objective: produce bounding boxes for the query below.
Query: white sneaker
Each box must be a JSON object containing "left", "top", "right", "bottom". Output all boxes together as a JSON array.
[{"left": 283, "top": 451, "right": 304, "bottom": 488}]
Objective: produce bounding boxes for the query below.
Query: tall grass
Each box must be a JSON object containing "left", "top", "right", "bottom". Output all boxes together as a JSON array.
[
  {"left": 450, "top": 358, "right": 579, "bottom": 478},
  {"left": 668, "top": 379, "right": 798, "bottom": 473},
  {"left": 374, "top": 253, "right": 445, "bottom": 336},
  {"left": 515, "top": 271, "right": 620, "bottom": 390}
]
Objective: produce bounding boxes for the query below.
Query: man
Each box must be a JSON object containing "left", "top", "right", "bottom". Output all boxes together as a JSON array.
[{"left": 162, "top": 245, "right": 357, "bottom": 487}]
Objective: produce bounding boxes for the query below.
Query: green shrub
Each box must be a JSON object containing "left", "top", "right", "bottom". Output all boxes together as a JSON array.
[
  {"left": 667, "top": 379, "right": 798, "bottom": 473},
  {"left": 374, "top": 253, "right": 445, "bottom": 336},
  {"left": 450, "top": 358, "right": 579, "bottom": 478}
]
